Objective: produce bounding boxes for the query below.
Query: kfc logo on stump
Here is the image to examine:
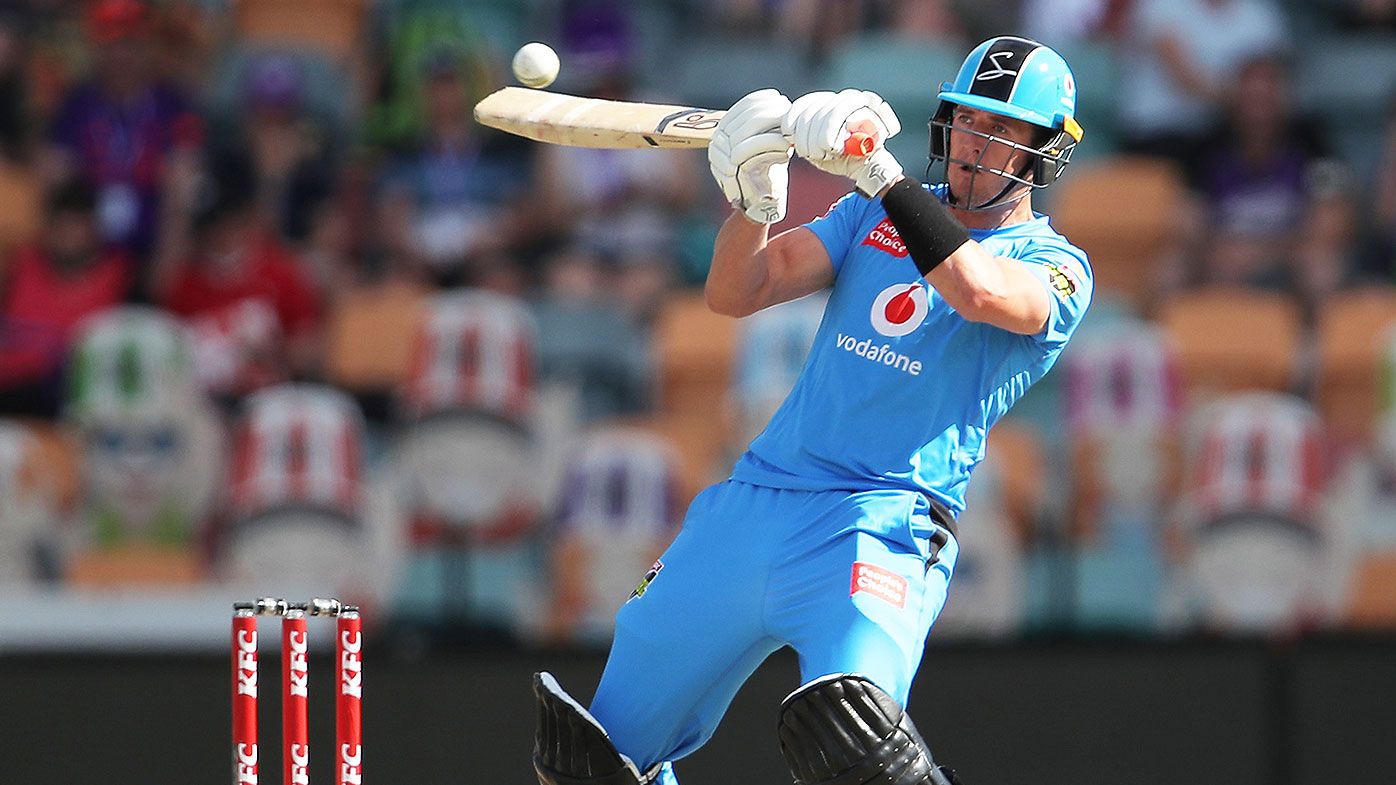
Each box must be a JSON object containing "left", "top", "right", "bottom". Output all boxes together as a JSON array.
[
  {"left": 862, "top": 218, "right": 908, "bottom": 258},
  {"left": 870, "top": 283, "right": 929, "bottom": 337}
]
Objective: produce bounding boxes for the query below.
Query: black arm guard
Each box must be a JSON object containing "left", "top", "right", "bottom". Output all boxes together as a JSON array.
[
  {"left": 778, "top": 674, "right": 961, "bottom": 785},
  {"left": 880, "top": 177, "right": 972, "bottom": 278}
]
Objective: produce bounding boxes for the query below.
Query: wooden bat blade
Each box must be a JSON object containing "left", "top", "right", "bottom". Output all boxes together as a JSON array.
[{"left": 473, "top": 86, "right": 724, "bottom": 149}]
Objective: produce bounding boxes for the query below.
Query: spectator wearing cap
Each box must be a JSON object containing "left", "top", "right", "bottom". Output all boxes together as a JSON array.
[
  {"left": 152, "top": 168, "right": 322, "bottom": 402},
  {"left": 207, "top": 52, "right": 334, "bottom": 246},
  {"left": 43, "top": 0, "right": 203, "bottom": 265},
  {"left": 0, "top": 179, "right": 133, "bottom": 417}
]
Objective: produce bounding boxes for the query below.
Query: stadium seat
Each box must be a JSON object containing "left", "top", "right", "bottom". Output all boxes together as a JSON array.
[
  {"left": 1176, "top": 392, "right": 1331, "bottom": 632},
  {"left": 23, "top": 422, "right": 82, "bottom": 512},
  {"left": 66, "top": 544, "right": 205, "bottom": 587},
  {"left": 1314, "top": 289, "right": 1396, "bottom": 446},
  {"left": 220, "top": 384, "right": 380, "bottom": 596},
  {"left": 0, "top": 421, "right": 62, "bottom": 584},
  {"left": 1345, "top": 552, "right": 1396, "bottom": 627},
  {"left": 399, "top": 291, "right": 537, "bottom": 425},
  {"left": 654, "top": 291, "right": 739, "bottom": 416},
  {"left": 1158, "top": 288, "right": 1302, "bottom": 397},
  {"left": 0, "top": 163, "right": 41, "bottom": 257},
  {"left": 232, "top": 0, "right": 369, "bottom": 62},
  {"left": 324, "top": 282, "right": 428, "bottom": 393},
  {"left": 1049, "top": 156, "right": 1186, "bottom": 310}
]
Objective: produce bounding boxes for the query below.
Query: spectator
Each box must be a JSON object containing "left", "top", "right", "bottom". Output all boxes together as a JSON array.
[
  {"left": 153, "top": 169, "right": 322, "bottom": 402},
  {"left": 366, "top": 2, "right": 494, "bottom": 150},
  {"left": 207, "top": 52, "right": 334, "bottom": 246},
  {"left": 1117, "top": 0, "right": 1287, "bottom": 163},
  {"left": 43, "top": 0, "right": 203, "bottom": 266},
  {"left": 1182, "top": 53, "right": 1353, "bottom": 305},
  {"left": 380, "top": 50, "right": 535, "bottom": 285},
  {"left": 0, "top": 179, "right": 132, "bottom": 417}
]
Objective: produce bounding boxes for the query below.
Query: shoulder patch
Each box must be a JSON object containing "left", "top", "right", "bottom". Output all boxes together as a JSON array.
[{"left": 1043, "top": 261, "right": 1079, "bottom": 300}]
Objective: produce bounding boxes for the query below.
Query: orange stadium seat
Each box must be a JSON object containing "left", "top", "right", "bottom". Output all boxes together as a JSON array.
[
  {"left": 1049, "top": 156, "right": 1186, "bottom": 310},
  {"left": 1314, "top": 289, "right": 1396, "bottom": 446},
  {"left": 984, "top": 418, "right": 1045, "bottom": 540},
  {"left": 1345, "top": 553, "right": 1396, "bottom": 628},
  {"left": 654, "top": 292, "right": 739, "bottom": 415},
  {"left": 324, "top": 282, "right": 428, "bottom": 393},
  {"left": 66, "top": 543, "right": 205, "bottom": 587},
  {"left": 0, "top": 163, "right": 42, "bottom": 258},
  {"left": 21, "top": 422, "right": 82, "bottom": 513},
  {"left": 233, "top": 0, "right": 369, "bottom": 61},
  {"left": 1158, "top": 288, "right": 1302, "bottom": 397}
]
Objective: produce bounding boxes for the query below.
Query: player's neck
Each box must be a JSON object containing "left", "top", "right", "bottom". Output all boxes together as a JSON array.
[{"left": 951, "top": 194, "right": 1035, "bottom": 231}]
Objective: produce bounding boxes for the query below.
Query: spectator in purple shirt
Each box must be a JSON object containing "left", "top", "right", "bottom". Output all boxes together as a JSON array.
[
  {"left": 43, "top": 0, "right": 203, "bottom": 271},
  {"left": 1180, "top": 51, "right": 1353, "bottom": 306}
]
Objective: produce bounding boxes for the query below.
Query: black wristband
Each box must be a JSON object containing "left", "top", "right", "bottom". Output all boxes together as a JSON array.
[{"left": 880, "top": 177, "right": 971, "bottom": 277}]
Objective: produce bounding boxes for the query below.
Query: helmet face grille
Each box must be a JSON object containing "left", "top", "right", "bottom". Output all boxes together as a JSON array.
[{"left": 926, "top": 109, "right": 1077, "bottom": 211}]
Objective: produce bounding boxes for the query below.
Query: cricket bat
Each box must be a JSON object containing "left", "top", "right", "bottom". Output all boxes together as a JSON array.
[{"left": 473, "top": 86, "right": 876, "bottom": 155}]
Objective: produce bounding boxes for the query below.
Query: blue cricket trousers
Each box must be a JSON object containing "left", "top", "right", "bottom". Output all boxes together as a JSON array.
[{"left": 587, "top": 479, "right": 959, "bottom": 783}]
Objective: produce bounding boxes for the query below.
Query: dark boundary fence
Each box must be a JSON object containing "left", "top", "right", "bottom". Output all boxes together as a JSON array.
[{"left": 1, "top": 635, "right": 1393, "bottom": 785}]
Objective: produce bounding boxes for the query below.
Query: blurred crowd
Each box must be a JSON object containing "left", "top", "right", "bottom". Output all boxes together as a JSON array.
[{"left": 3, "top": 0, "right": 1396, "bottom": 649}]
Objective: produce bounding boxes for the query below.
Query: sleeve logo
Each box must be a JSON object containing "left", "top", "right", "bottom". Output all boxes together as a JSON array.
[
  {"left": 627, "top": 559, "right": 664, "bottom": 600},
  {"left": 1044, "top": 261, "right": 1079, "bottom": 300}
]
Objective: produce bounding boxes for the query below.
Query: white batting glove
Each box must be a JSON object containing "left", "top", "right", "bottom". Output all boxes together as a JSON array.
[
  {"left": 783, "top": 89, "right": 903, "bottom": 197},
  {"left": 709, "top": 89, "right": 794, "bottom": 225}
]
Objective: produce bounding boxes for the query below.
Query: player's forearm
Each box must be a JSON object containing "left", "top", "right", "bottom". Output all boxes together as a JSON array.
[
  {"left": 705, "top": 210, "right": 773, "bottom": 317},
  {"left": 928, "top": 247, "right": 1049, "bottom": 334}
]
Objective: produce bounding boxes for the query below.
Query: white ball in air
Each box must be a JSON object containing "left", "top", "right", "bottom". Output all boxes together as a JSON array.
[{"left": 512, "top": 42, "right": 560, "bottom": 89}]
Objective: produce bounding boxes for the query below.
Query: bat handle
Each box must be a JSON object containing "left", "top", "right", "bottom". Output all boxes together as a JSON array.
[{"left": 844, "top": 131, "right": 877, "bottom": 158}]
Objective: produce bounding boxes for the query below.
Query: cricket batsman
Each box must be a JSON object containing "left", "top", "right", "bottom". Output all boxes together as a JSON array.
[{"left": 533, "top": 35, "right": 1090, "bottom": 785}]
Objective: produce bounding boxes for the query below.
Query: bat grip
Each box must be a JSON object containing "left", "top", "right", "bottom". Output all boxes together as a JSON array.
[{"left": 844, "top": 131, "right": 877, "bottom": 158}]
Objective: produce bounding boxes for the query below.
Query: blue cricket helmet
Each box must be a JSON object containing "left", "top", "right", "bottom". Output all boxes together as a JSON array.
[{"left": 929, "top": 36, "right": 1084, "bottom": 207}]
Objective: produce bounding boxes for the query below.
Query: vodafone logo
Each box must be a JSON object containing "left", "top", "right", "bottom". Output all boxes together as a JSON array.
[
  {"left": 870, "top": 283, "right": 929, "bottom": 337},
  {"left": 861, "top": 218, "right": 908, "bottom": 258}
]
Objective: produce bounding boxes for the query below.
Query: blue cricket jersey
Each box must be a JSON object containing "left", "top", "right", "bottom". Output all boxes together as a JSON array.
[{"left": 729, "top": 183, "right": 1092, "bottom": 514}]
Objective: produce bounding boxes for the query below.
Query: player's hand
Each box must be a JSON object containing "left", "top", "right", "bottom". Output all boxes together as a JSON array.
[
  {"left": 709, "top": 89, "right": 794, "bottom": 225},
  {"left": 783, "top": 89, "right": 904, "bottom": 197}
]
